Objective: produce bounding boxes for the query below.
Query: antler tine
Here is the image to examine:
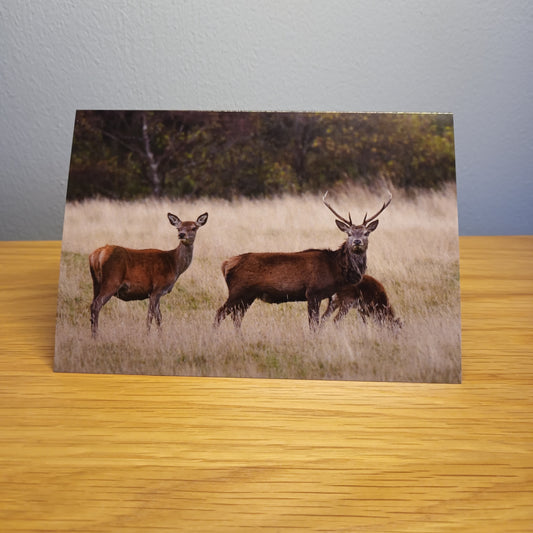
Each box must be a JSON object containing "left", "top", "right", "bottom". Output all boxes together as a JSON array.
[
  {"left": 362, "top": 191, "right": 392, "bottom": 226},
  {"left": 322, "top": 191, "right": 352, "bottom": 226}
]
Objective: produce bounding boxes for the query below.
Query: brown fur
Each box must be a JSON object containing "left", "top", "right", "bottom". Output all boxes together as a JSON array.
[
  {"left": 321, "top": 275, "right": 401, "bottom": 327},
  {"left": 89, "top": 212, "right": 207, "bottom": 336},
  {"left": 214, "top": 243, "right": 367, "bottom": 329},
  {"left": 214, "top": 194, "right": 390, "bottom": 330}
]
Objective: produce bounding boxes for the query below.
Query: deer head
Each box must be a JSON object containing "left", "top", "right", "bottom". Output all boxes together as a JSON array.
[
  {"left": 323, "top": 191, "right": 392, "bottom": 254},
  {"left": 168, "top": 212, "right": 208, "bottom": 246}
]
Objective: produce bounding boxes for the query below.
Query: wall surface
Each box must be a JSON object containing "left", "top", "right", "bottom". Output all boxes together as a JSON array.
[{"left": 1, "top": 0, "right": 532, "bottom": 239}]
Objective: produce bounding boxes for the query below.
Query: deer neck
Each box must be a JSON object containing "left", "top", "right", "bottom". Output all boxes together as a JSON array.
[
  {"left": 173, "top": 241, "right": 194, "bottom": 274},
  {"left": 339, "top": 243, "right": 367, "bottom": 284}
]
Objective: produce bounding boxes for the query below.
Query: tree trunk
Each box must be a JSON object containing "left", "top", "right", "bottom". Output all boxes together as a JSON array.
[{"left": 142, "top": 113, "right": 162, "bottom": 196}]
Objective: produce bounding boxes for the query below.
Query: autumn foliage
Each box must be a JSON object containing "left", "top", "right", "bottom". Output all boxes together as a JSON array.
[{"left": 67, "top": 111, "right": 455, "bottom": 201}]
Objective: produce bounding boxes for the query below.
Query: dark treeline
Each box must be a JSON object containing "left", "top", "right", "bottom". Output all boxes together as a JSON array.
[{"left": 66, "top": 110, "right": 455, "bottom": 201}]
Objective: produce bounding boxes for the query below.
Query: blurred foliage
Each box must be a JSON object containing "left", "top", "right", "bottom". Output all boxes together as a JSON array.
[{"left": 66, "top": 111, "right": 456, "bottom": 201}]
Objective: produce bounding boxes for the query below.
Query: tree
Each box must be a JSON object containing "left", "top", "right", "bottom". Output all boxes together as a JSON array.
[{"left": 66, "top": 111, "right": 456, "bottom": 201}]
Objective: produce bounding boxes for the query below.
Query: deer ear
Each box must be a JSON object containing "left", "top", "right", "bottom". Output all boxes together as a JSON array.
[
  {"left": 167, "top": 213, "right": 182, "bottom": 228},
  {"left": 366, "top": 220, "right": 379, "bottom": 232},
  {"left": 196, "top": 212, "right": 208, "bottom": 226},
  {"left": 336, "top": 219, "right": 351, "bottom": 234}
]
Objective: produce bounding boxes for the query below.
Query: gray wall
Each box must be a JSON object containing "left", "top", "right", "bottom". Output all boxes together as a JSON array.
[{"left": 1, "top": 0, "right": 532, "bottom": 239}]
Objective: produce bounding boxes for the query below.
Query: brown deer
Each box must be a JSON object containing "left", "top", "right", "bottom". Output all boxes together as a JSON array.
[
  {"left": 214, "top": 192, "right": 391, "bottom": 329},
  {"left": 321, "top": 275, "right": 402, "bottom": 328},
  {"left": 89, "top": 211, "right": 208, "bottom": 336}
]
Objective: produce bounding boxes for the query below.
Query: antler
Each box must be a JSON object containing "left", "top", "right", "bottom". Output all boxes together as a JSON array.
[
  {"left": 322, "top": 192, "right": 352, "bottom": 226},
  {"left": 362, "top": 191, "right": 392, "bottom": 226}
]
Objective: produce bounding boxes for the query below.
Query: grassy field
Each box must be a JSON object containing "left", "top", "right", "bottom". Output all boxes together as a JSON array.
[{"left": 54, "top": 185, "right": 461, "bottom": 383}]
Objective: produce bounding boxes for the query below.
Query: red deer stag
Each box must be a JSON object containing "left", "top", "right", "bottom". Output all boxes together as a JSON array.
[
  {"left": 321, "top": 274, "right": 402, "bottom": 328},
  {"left": 214, "top": 192, "right": 391, "bottom": 329},
  {"left": 89, "top": 211, "right": 208, "bottom": 337}
]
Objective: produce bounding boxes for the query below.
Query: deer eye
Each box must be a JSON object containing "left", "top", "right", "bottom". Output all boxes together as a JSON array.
[{"left": 364, "top": 231, "right": 370, "bottom": 236}]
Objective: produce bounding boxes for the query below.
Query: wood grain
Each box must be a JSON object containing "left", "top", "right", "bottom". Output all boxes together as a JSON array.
[{"left": 0, "top": 237, "right": 532, "bottom": 532}]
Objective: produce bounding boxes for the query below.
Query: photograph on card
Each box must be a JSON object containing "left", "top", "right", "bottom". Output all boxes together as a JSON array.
[{"left": 54, "top": 110, "right": 461, "bottom": 383}]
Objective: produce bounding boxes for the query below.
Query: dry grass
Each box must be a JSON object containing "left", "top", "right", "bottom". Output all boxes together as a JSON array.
[{"left": 54, "top": 184, "right": 461, "bottom": 383}]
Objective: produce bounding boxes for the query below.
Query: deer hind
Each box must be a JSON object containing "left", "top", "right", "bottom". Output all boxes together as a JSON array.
[
  {"left": 89, "top": 211, "right": 208, "bottom": 337},
  {"left": 321, "top": 275, "right": 402, "bottom": 328},
  {"left": 214, "top": 192, "right": 391, "bottom": 329}
]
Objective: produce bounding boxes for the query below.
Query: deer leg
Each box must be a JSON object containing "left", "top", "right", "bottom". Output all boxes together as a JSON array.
[
  {"left": 214, "top": 297, "right": 253, "bottom": 329},
  {"left": 380, "top": 306, "right": 402, "bottom": 329},
  {"left": 147, "top": 293, "right": 162, "bottom": 331},
  {"left": 307, "top": 296, "right": 321, "bottom": 330},
  {"left": 90, "top": 300, "right": 100, "bottom": 337},
  {"left": 90, "top": 267, "right": 101, "bottom": 300},
  {"left": 333, "top": 296, "right": 355, "bottom": 324},
  {"left": 368, "top": 303, "right": 385, "bottom": 325},
  {"left": 89, "top": 268, "right": 102, "bottom": 336},
  {"left": 321, "top": 295, "right": 338, "bottom": 323},
  {"left": 355, "top": 299, "right": 371, "bottom": 324},
  {"left": 214, "top": 301, "right": 231, "bottom": 327},
  {"left": 232, "top": 299, "right": 254, "bottom": 329},
  {"left": 155, "top": 301, "right": 162, "bottom": 328},
  {"left": 90, "top": 292, "right": 114, "bottom": 337},
  {"left": 214, "top": 301, "right": 236, "bottom": 328}
]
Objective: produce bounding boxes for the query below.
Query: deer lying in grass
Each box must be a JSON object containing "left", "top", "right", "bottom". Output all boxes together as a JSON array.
[
  {"left": 214, "top": 192, "right": 391, "bottom": 329},
  {"left": 89, "top": 211, "right": 208, "bottom": 337},
  {"left": 321, "top": 274, "right": 402, "bottom": 328}
]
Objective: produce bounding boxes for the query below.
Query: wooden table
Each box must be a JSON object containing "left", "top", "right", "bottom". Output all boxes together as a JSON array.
[{"left": 1, "top": 237, "right": 532, "bottom": 532}]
